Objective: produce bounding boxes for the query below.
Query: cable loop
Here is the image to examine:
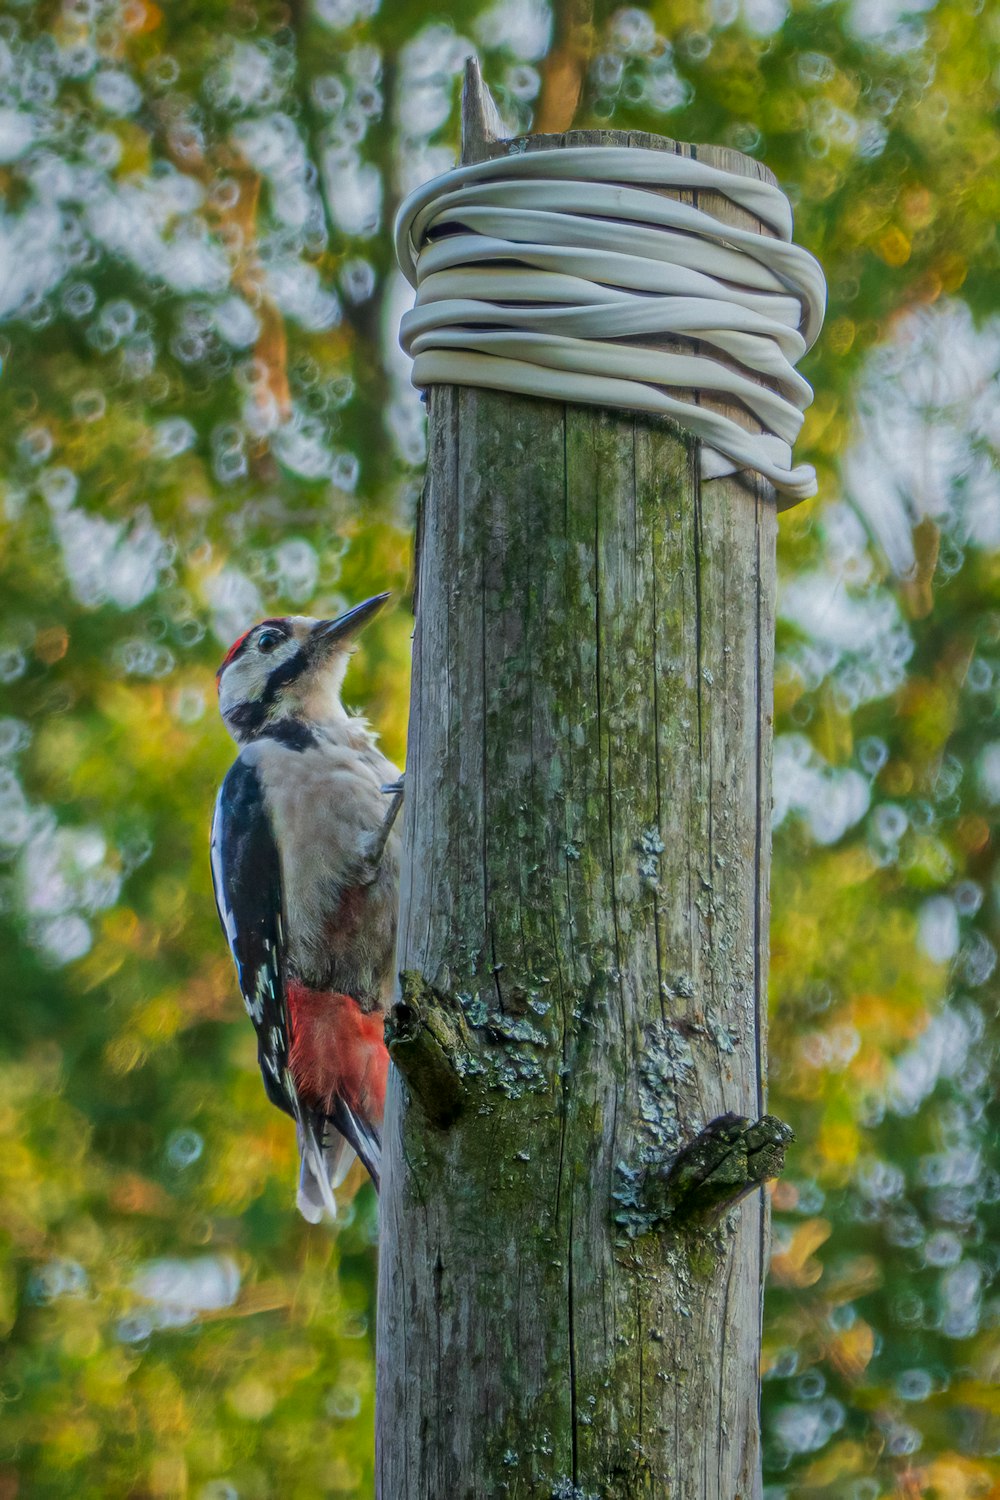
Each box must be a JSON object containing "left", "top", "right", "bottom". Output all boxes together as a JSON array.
[{"left": 395, "top": 146, "right": 826, "bottom": 503}]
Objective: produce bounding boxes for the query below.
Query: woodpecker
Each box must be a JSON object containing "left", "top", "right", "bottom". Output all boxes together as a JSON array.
[{"left": 210, "top": 596, "right": 402, "bottom": 1222}]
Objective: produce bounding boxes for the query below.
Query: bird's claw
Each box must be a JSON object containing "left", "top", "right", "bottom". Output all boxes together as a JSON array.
[{"left": 360, "top": 775, "right": 405, "bottom": 879}]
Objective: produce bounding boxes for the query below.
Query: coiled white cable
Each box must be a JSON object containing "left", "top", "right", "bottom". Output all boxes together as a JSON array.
[{"left": 394, "top": 147, "right": 826, "bottom": 503}]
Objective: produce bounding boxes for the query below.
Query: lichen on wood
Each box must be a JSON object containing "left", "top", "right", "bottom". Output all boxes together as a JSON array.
[
  {"left": 384, "top": 971, "right": 468, "bottom": 1129},
  {"left": 615, "top": 1113, "right": 794, "bottom": 1238}
]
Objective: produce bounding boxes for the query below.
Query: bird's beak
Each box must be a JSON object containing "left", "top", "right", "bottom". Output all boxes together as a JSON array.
[{"left": 313, "top": 592, "right": 390, "bottom": 650}]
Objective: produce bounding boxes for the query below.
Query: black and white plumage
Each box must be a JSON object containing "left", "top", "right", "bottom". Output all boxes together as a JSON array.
[
  {"left": 211, "top": 754, "right": 292, "bottom": 1116},
  {"left": 210, "top": 600, "right": 402, "bottom": 1222}
]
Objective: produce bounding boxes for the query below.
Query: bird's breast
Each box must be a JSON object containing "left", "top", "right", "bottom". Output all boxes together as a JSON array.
[{"left": 248, "top": 733, "right": 401, "bottom": 1001}]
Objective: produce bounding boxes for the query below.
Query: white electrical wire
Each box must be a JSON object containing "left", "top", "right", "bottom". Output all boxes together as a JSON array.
[{"left": 394, "top": 147, "right": 826, "bottom": 503}]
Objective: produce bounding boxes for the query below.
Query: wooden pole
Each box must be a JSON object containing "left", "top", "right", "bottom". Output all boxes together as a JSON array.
[{"left": 377, "top": 62, "right": 790, "bottom": 1500}]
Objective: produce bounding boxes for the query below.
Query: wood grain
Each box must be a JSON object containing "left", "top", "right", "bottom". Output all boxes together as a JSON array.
[{"left": 377, "top": 62, "right": 778, "bottom": 1500}]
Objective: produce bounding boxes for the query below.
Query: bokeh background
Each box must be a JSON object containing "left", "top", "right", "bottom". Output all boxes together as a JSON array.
[{"left": 0, "top": 0, "right": 997, "bottom": 1495}]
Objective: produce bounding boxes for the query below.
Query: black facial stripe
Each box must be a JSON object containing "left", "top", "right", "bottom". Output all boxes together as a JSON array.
[
  {"left": 260, "top": 648, "right": 308, "bottom": 706},
  {"left": 227, "top": 700, "right": 267, "bottom": 736},
  {"left": 265, "top": 720, "right": 317, "bottom": 752},
  {"left": 225, "top": 647, "right": 308, "bottom": 739}
]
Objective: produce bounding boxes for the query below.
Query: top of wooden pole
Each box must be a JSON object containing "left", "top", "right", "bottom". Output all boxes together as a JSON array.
[
  {"left": 454, "top": 58, "right": 791, "bottom": 507},
  {"left": 461, "top": 58, "right": 508, "bottom": 165}
]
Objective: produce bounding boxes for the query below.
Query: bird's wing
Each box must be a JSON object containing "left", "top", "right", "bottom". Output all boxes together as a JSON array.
[{"left": 210, "top": 757, "right": 339, "bottom": 1220}]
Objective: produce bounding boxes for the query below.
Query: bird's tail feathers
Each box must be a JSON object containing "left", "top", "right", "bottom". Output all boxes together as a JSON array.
[
  {"left": 289, "top": 1065, "right": 381, "bottom": 1222},
  {"left": 295, "top": 1114, "right": 342, "bottom": 1223},
  {"left": 326, "top": 1130, "right": 358, "bottom": 1190},
  {"left": 331, "top": 1096, "right": 382, "bottom": 1191}
]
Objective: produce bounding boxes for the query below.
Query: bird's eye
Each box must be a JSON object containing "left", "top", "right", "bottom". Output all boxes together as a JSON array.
[{"left": 257, "top": 629, "right": 283, "bottom": 655}]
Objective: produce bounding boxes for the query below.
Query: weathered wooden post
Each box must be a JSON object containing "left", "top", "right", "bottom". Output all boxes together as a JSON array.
[{"left": 376, "top": 63, "right": 810, "bottom": 1499}]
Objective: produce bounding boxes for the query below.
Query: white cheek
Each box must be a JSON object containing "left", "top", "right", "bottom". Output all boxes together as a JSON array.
[
  {"left": 219, "top": 656, "right": 267, "bottom": 716},
  {"left": 219, "top": 639, "right": 301, "bottom": 716}
]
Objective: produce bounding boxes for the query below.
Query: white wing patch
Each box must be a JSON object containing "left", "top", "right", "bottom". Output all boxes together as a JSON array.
[{"left": 245, "top": 976, "right": 266, "bottom": 1023}]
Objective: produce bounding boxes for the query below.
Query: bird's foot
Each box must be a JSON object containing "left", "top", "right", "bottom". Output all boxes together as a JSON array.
[{"left": 359, "top": 775, "right": 405, "bottom": 878}]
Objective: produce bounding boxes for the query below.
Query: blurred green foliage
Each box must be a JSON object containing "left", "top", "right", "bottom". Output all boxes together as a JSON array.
[{"left": 0, "top": 0, "right": 997, "bottom": 1495}]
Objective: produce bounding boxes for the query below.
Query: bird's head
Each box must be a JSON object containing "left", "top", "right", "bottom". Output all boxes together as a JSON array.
[{"left": 216, "top": 593, "right": 389, "bottom": 743}]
